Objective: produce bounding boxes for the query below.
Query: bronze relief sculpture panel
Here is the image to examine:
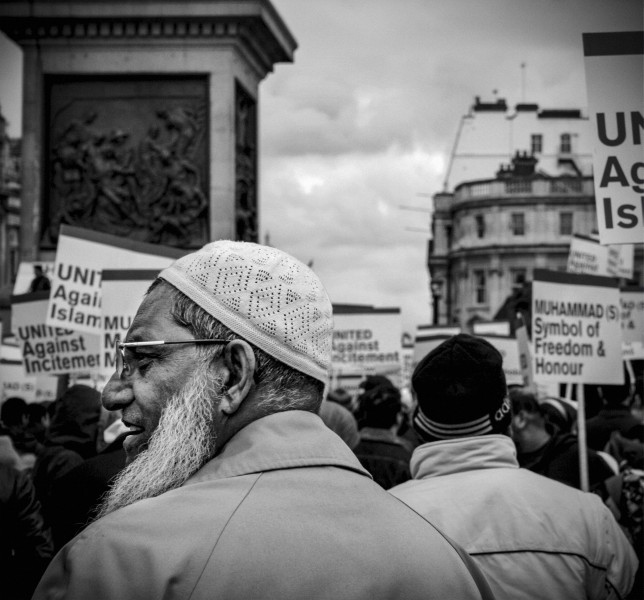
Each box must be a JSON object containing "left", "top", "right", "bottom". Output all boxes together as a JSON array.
[
  {"left": 45, "top": 76, "right": 209, "bottom": 249},
  {"left": 235, "top": 82, "right": 258, "bottom": 243}
]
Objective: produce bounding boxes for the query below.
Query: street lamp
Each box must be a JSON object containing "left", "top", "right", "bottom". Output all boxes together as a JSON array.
[{"left": 430, "top": 279, "right": 444, "bottom": 325}]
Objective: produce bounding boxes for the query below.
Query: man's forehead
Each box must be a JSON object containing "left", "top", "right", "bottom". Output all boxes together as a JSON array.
[{"left": 126, "top": 287, "right": 182, "bottom": 341}]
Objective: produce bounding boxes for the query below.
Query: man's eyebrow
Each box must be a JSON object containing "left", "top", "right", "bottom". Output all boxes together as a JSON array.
[{"left": 122, "top": 328, "right": 145, "bottom": 343}]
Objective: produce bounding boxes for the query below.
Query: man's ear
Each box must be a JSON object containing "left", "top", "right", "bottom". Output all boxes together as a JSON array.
[
  {"left": 217, "top": 339, "right": 256, "bottom": 415},
  {"left": 512, "top": 409, "right": 528, "bottom": 430}
]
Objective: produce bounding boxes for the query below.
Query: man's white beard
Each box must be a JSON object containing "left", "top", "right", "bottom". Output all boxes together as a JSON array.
[{"left": 96, "top": 369, "right": 224, "bottom": 519}]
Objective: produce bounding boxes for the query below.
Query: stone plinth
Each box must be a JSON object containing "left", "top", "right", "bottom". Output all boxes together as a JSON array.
[{"left": 0, "top": 0, "right": 296, "bottom": 259}]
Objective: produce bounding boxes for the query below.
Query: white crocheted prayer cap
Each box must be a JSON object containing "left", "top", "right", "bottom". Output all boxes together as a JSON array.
[{"left": 159, "top": 241, "right": 333, "bottom": 386}]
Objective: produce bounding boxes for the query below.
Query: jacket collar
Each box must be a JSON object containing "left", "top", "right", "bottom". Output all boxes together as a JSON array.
[
  {"left": 359, "top": 427, "right": 403, "bottom": 444},
  {"left": 186, "top": 410, "right": 371, "bottom": 485},
  {"left": 410, "top": 434, "right": 519, "bottom": 479}
]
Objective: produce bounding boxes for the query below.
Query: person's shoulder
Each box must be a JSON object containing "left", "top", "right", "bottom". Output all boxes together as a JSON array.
[
  {"left": 517, "top": 467, "right": 609, "bottom": 512},
  {"left": 87, "top": 470, "right": 263, "bottom": 536}
]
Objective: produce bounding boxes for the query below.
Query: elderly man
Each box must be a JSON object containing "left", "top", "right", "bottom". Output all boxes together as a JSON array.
[
  {"left": 389, "top": 333, "right": 638, "bottom": 600},
  {"left": 34, "top": 242, "right": 491, "bottom": 600}
]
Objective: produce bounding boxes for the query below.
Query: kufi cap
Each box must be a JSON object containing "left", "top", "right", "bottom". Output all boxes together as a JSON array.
[
  {"left": 159, "top": 241, "right": 333, "bottom": 386},
  {"left": 412, "top": 334, "right": 510, "bottom": 441}
]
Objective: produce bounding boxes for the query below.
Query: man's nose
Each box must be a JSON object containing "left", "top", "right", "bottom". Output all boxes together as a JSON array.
[{"left": 102, "top": 372, "right": 134, "bottom": 411}]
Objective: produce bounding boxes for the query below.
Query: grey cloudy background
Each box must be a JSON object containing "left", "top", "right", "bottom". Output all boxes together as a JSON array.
[{"left": 1, "top": 0, "right": 641, "bottom": 332}]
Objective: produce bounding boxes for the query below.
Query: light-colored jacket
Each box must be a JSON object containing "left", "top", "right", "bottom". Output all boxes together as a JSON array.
[
  {"left": 34, "top": 411, "right": 492, "bottom": 600},
  {"left": 389, "top": 434, "right": 638, "bottom": 600}
]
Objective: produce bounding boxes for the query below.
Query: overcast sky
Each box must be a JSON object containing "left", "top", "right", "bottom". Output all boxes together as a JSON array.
[{"left": 0, "top": 0, "right": 641, "bottom": 332}]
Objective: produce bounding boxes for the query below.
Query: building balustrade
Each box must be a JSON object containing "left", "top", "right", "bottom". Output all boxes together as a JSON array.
[{"left": 455, "top": 177, "right": 593, "bottom": 202}]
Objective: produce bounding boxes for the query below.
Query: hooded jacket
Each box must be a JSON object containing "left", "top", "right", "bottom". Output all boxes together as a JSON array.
[
  {"left": 389, "top": 435, "right": 638, "bottom": 600},
  {"left": 33, "top": 410, "right": 492, "bottom": 600}
]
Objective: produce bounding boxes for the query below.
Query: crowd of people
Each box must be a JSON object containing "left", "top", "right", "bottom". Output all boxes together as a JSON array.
[{"left": 0, "top": 240, "right": 641, "bottom": 599}]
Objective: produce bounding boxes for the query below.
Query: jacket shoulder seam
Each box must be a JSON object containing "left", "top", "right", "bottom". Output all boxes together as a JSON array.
[
  {"left": 469, "top": 548, "right": 609, "bottom": 572},
  {"left": 186, "top": 472, "right": 263, "bottom": 599}
]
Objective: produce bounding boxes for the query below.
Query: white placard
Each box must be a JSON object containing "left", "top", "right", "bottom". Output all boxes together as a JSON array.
[
  {"left": 0, "top": 342, "right": 59, "bottom": 403},
  {"left": 412, "top": 326, "right": 461, "bottom": 368},
  {"left": 532, "top": 269, "right": 623, "bottom": 384},
  {"left": 12, "top": 293, "right": 101, "bottom": 376},
  {"left": 479, "top": 335, "right": 523, "bottom": 386},
  {"left": 621, "top": 288, "right": 644, "bottom": 359},
  {"left": 473, "top": 321, "right": 511, "bottom": 336},
  {"left": 567, "top": 234, "right": 617, "bottom": 276},
  {"left": 583, "top": 31, "right": 644, "bottom": 245},
  {"left": 331, "top": 307, "right": 402, "bottom": 379},
  {"left": 47, "top": 225, "right": 184, "bottom": 334},
  {"left": 100, "top": 270, "right": 161, "bottom": 377},
  {"left": 567, "top": 233, "right": 635, "bottom": 278},
  {"left": 515, "top": 313, "right": 534, "bottom": 391}
]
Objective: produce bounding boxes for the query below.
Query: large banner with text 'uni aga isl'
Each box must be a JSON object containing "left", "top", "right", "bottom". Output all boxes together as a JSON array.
[
  {"left": 47, "top": 225, "right": 185, "bottom": 335},
  {"left": 532, "top": 270, "right": 623, "bottom": 385},
  {"left": 583, "top": 31, "right": 644, "bottom": 245}
]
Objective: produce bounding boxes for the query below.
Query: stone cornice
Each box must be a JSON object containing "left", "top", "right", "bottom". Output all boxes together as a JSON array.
[{"left": 0, "top": 1, "right": 296, "bottom": 75}]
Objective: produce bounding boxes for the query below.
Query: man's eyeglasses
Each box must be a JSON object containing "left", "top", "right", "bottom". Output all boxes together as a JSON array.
[{"left": 115, "top": 337, "right": 228, "bottom": 377}]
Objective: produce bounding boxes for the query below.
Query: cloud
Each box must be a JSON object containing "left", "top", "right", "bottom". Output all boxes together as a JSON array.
[
  {"left": 261, "top": 0, "right": 641, "bottom": 332},
  {"left": 1, "top": 0, "right": 640, "bottom": 333},
  {"left": 261, "top": 145, "right": 443, "bottom": 331}
]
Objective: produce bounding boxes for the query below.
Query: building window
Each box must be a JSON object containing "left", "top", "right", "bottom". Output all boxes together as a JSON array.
[
  {"left": 560, "top": 133, "right": 571, "bottom": 153},
  {"left": 531, "top": 134, "right": 543, "bottom": 154},
  {"left": 510, "top": 213, "right": 525, "bottom": 236},
  {"left": 559, "top": 212, "right": 573, "bottom": 235},
  {"left": 475, "top": 214, "right": 485, "bottom": 238},
  {"left": 474, "top": 270, "right": 487, "bottom": 304},
  {"left": 510, "top": 268, "right": 527, "bottom": 290}
]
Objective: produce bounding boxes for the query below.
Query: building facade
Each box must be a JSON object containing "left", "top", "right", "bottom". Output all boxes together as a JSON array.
[
  {"left": 0, "top": 107, "right": 21, "bottom": 292},
  {"left": 429, "top": 97, "right": 642, "bottom": 330}
]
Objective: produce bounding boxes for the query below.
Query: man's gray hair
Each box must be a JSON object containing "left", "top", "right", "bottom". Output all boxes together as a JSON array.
[{"left": 150, "top": 279, "right": 324, "bottom": 413}]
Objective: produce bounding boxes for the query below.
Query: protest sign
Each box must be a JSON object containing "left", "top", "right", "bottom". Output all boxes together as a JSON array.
[
  {"left": 332, "top": 306, "right": 402, "bottom": 381},
  {"left": 47, "top": 225, "right": 184, "bottom": 334},
  {"left": 614, "top": 244, "right": 634, "bottom": 280},
  {"left": 583, "top": 31, "right": 644, "bottom": 245},
  {"left": 567, "top": 233, "right": 617, "bottom": 276},
  {"left": 100, "top": 269, "right": 161, "bottom": 377},
  {"left": 0, "top": 341, "right": 59, "bottom": 402},
  {"left": 532, "top": 269, "right": 623, "bottom": 385},
  {"left": 12, "top": 292, "right": 101, "bottom": 376},
  {"left": 473, "top": 321, "right": 511, "bottom": 336},
  {"left": 400, "top": 335, "right": 415, "bottom": 392},
  {"left": 412, "top": 325, "right": 461, "bottom": 368},
  {"left": 514, "top": 313, "right": 534, "bottom": 390},
  {"left": 566, "top": 233, "right": 634, "bottom": 278},
  {"left": 478, "top": 335, "right": 523, "bottom": 386},
  {"left": 621, "top": 287, "right": 644, "bottom": 359}
]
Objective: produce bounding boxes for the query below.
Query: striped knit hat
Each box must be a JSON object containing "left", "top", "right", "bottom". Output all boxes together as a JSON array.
[{"left": 412, "top": 334, "right": 510, "bottom": 442}]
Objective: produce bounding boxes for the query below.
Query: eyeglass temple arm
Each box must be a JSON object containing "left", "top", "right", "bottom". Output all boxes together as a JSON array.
[{"left": 118, "top": 340, "right": 227, "bottom": 347}]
